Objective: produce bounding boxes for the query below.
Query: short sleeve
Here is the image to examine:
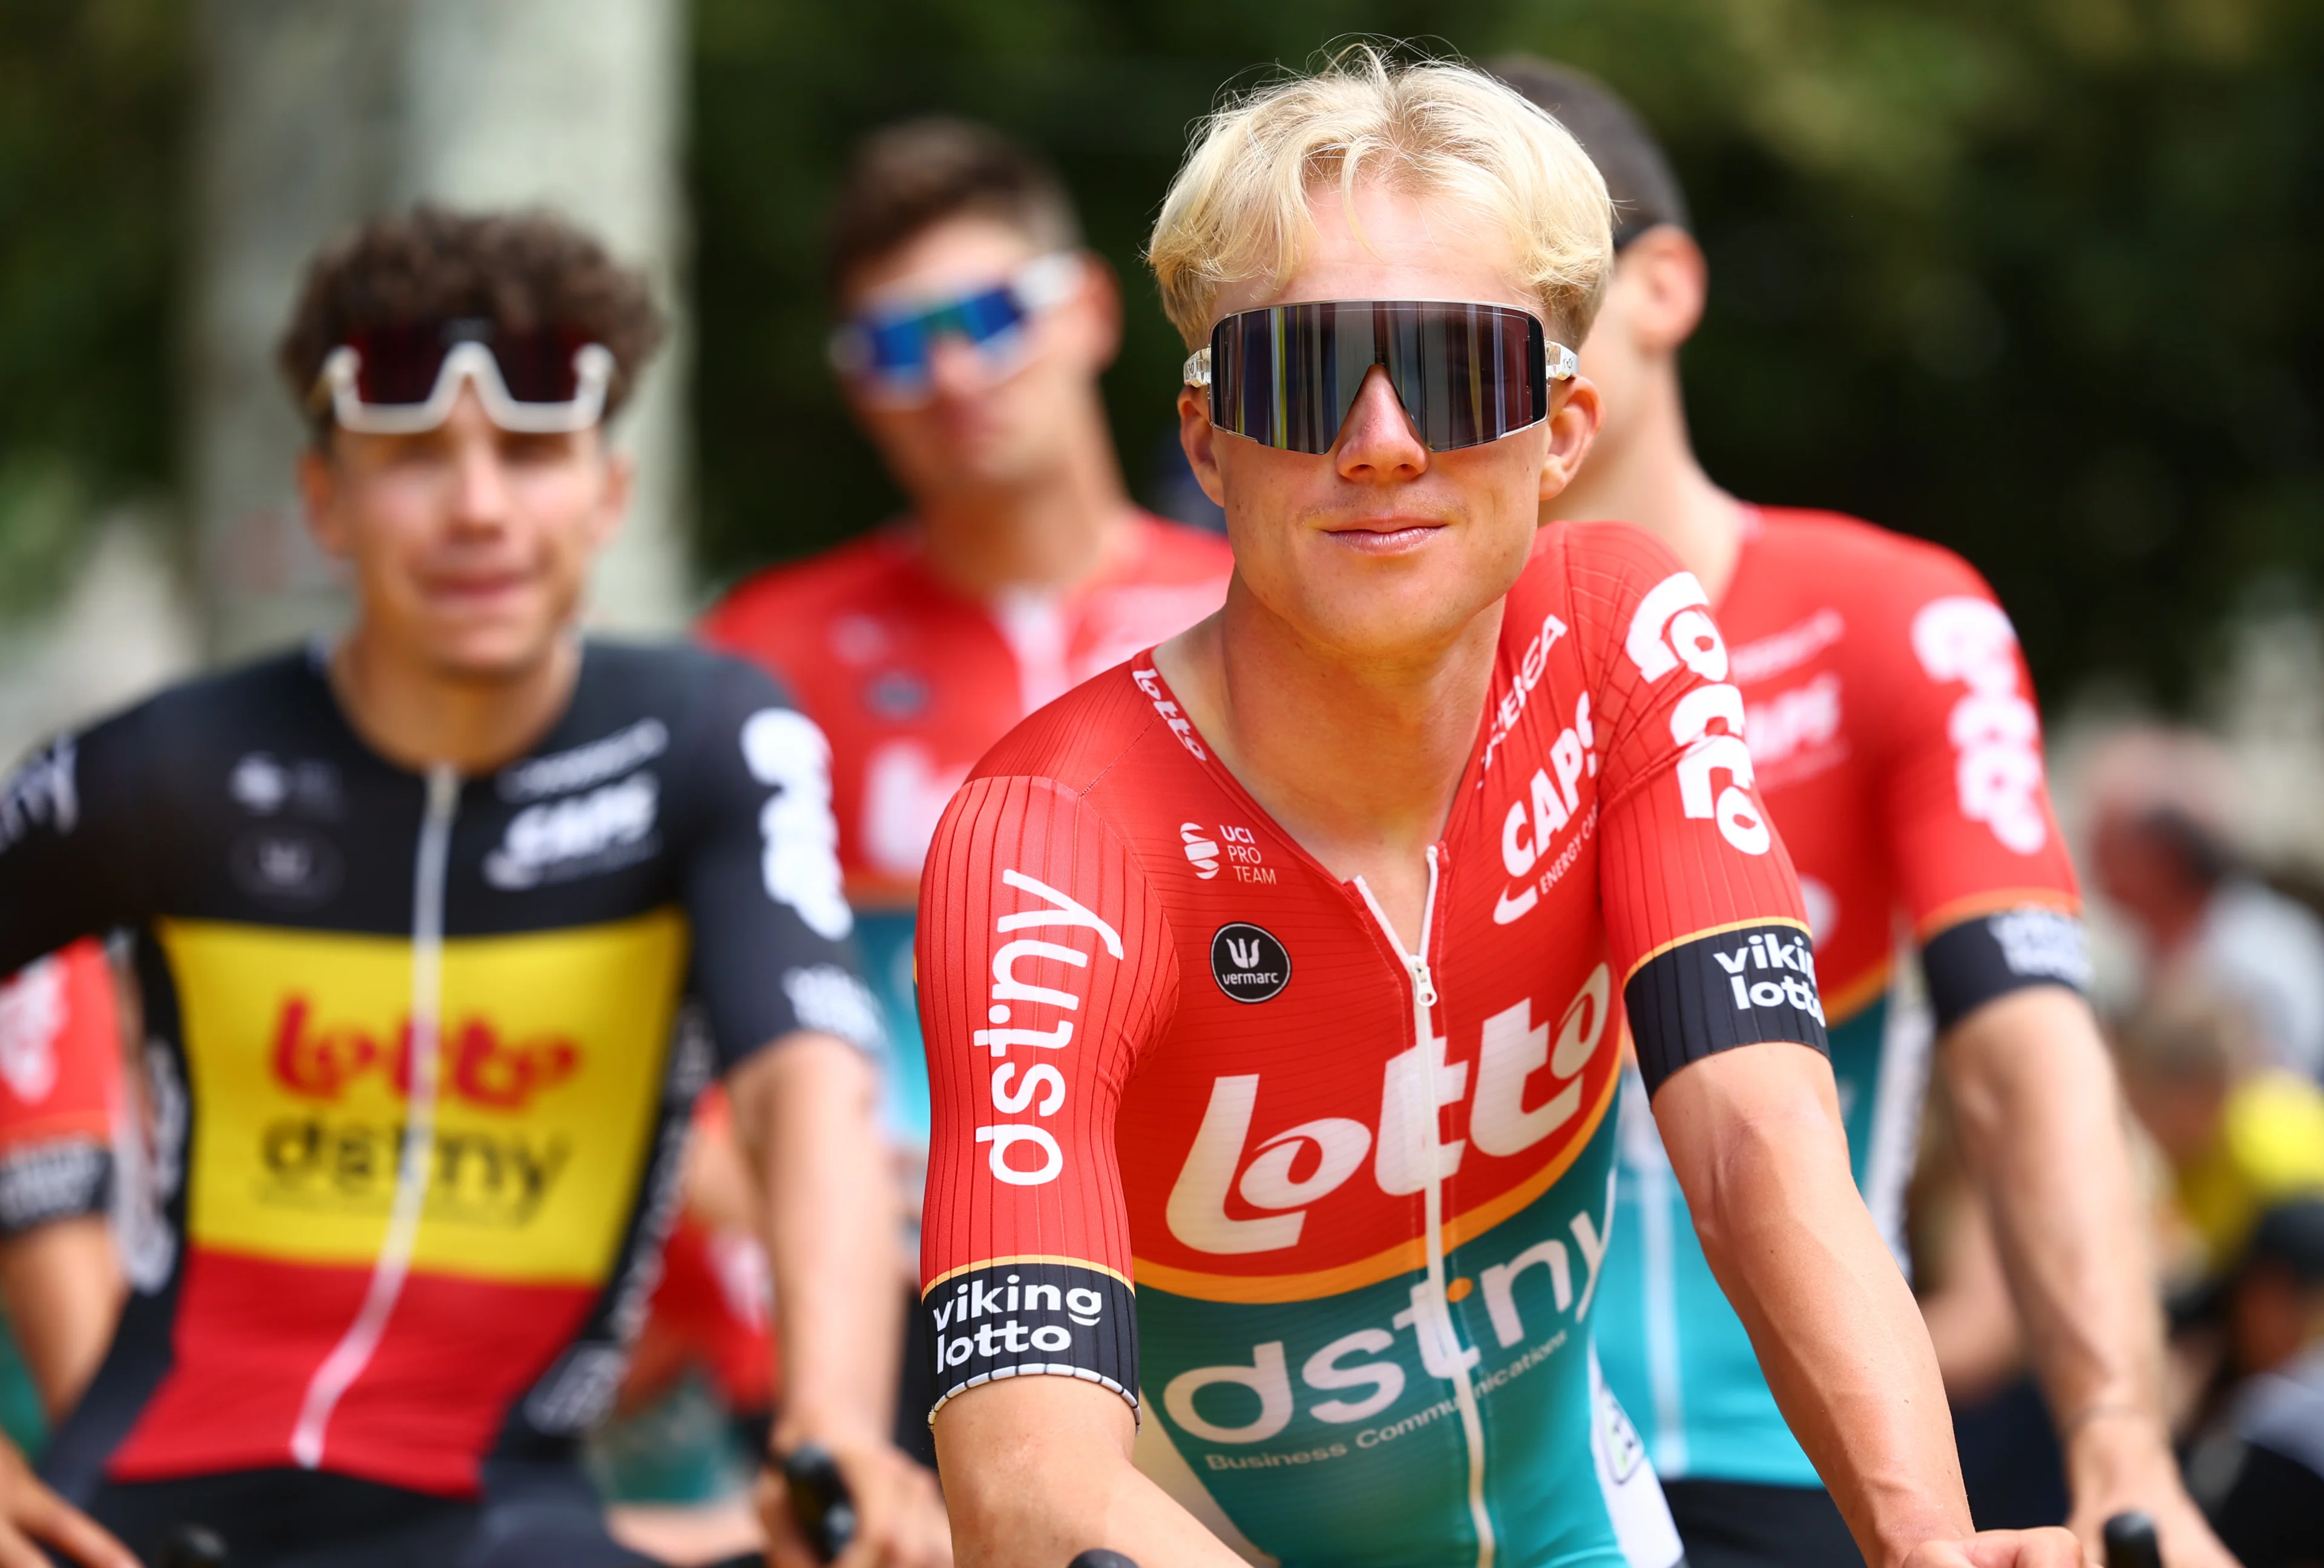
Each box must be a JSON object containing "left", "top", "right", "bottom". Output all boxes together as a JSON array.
[
  {"left": 1868, "top": 554, "right": 2087, "bottom": 1032},
  {"left": 915, "top": 774, "right": 1177, "bottom": 1421},
  {"left": 677, "top": 658, "right": 882, "bottom": 1071},
  {"left": 1561, "top": 525, "right": 1830, "bottom": 1096},
  {"left": 0, "top": 939, "right": 120, "bottom": 1235},
  {"left": 0, "top": 713, "right": 151, "bottom": 973}
]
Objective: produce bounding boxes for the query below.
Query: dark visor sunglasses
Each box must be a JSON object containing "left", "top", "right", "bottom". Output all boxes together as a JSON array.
[
  {"left": 1184, "top": 300, "right": 1577, "bottom": 455},
  {"left": 309, "top": 318, "right": 614, "bottom": 435}
]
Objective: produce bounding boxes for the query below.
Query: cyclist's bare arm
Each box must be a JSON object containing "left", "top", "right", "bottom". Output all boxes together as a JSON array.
[
  {"left": 934, "top": 1376, "right": 1246, "bottom": 1568},
  {"left": 1943, "top": 989, "right": 2234, "bottom": 1568},
  {"left": 1653, "top": 1043, "right": 2080, "bottom": 1568},
  {"left": 729, "top": 1031, "right": 951, "bottom": 1568},
  {"left": 0, "top": 1218, "right": 123, "bottom": 1421}
]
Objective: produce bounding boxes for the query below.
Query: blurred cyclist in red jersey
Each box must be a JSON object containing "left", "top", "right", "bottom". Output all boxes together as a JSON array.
[
  {"left": 1501, "top": 57, "right": 2237, "bottom": 1568},
  {"left": 0, "top": 942, "right": 126, "bottom": 1422},
  {"left": 701, "top": 119, "right": 1230, "bottom": 1235},
  {"left": 917, "top": 51, "right": 2084, "bottom": 1568}
]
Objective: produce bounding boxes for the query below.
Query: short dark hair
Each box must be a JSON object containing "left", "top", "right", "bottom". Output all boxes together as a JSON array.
[
  {"left": 823, "top": 116, "right": 1080, "bottom": 301},
  {"left": 277, "top": 205, "right": 666, "bottom": 431},
  {"left": 1488, "top": 57, "right": 1690, "bottom": 248}
]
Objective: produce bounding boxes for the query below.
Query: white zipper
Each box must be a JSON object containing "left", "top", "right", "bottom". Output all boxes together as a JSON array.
[
  {"left": 1353, "top": 848, "right": 1496, "bottom": 1568},
  {"left": 290, "top": 762, "right": 459, "bottom": 1469}
]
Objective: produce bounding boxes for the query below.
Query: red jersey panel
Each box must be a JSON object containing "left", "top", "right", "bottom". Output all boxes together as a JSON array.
[
  {"left": 1716, "top": 508, "right": 2084, "bottom": 1028},
  {"left": 0, "top": 938, "right": 122, "bottom": 1233},
  {"left": 912, "top": 522, "right": 1823, "bottom": 1564},
  {"left": 702, "top": 514, "right": 1232, "bottom": 905}
]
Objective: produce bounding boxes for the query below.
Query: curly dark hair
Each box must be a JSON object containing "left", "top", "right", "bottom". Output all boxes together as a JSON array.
[
  {"left": 824, "top": 117, "right": 1080, "bottom": 301},
  {"left": 277, "top": 205, "right": 666, "bottom": 434}
]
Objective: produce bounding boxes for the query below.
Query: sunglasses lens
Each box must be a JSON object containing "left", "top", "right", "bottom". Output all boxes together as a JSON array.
[
  {"left": 492, "top": 325, "right": 589, "bottom": 403},
  {"left": 1209, "top": 303, "right": 1546, "bottom": 455},
  {"left": 347, "top": 322, "right": 451, "bottom": 405},
  {"left": 850, "top": 281, "right": 1034, "bottom": 393}
]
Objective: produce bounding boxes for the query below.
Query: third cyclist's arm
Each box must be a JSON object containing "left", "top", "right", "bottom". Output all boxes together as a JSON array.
[
  {"left": 1653, "top": 1045, "right": 1978, "bottom": 1567},
  {"left": 1945, "top": 989, "right": 2237, "bottom": 1568},
  {"left": 730, "top": 1035, "right": 950, "bottom": 1568}
]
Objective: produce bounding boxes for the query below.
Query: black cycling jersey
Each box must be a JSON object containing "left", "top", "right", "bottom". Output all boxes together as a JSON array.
[{"left": 0, "top": 640, "right": 877, "bottom": 1517}]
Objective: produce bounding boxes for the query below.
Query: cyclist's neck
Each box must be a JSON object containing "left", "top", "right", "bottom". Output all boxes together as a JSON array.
[
  {"left": 1545, "top": 361, "right": 1747, "bottom": 604},
  {"left": 327, "top": 622, "right": 581, "bottom": 778},
  {"left": 913, "top": 412, "right": 1137, "bottom": 603},
  {"left": 1152, "top": 587, "right": 1499, "bottom": 950}
]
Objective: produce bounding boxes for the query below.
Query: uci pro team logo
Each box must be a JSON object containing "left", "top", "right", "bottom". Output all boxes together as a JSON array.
[{"left": 1210, "top": 923, "right": 1290, "bottom": 1004}]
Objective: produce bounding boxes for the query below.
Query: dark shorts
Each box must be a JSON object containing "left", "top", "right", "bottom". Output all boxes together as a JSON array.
[
  {"left": 1661, "top": 1478, "right": 1865, "bottom": 1568},
  {"left": 80, "top": 1461, "right": 675, "bottom": 1568}
]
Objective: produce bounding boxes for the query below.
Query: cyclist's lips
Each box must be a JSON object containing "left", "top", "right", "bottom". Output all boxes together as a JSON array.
[
  {"left": 1319, "top": 516, "right": 1450, "bottom": 555},
  {"left": 422, "top": 569, "right": 537, "bottom": 606}
]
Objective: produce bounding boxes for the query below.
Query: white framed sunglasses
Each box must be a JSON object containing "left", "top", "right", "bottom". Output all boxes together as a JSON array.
[{"left": 309, "top": 320, "right": 616, "bottom": 435}]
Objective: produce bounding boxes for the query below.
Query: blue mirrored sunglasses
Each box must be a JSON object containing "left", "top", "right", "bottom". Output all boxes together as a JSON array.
[{"left": 829, "top": 253, "right": 1082, "bottom": 402}]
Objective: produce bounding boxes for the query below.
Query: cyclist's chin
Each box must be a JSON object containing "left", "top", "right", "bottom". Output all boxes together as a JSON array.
[{"left": 404, "top": 605, "right": 574, "bottom": 686}]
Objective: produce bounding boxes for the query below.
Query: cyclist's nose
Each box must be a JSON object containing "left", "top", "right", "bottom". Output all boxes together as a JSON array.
[{"left": 1332, "top": 364, "right": 1428, "bottom": 482}]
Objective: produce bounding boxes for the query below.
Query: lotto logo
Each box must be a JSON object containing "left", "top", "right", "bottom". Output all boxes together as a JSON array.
[
  {"left": 1910, "top": 597, "right": 2047, "bottom": 855},
  {"left": 1627, "top": 572, "right": 1769, "bottom": 857}
]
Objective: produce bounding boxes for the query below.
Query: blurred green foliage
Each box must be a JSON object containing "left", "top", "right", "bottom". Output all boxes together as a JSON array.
[
  {"left": 0, "top": 0, "right": 183, "bottom": 619},
  {"left": 691, "top": 0, "right": 2323, "bottom": 706}
]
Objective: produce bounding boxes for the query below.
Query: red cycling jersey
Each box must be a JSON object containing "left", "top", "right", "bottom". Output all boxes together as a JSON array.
[
  {"left": 0, "top": 939, "right": 122, "bottom": 1236},
  {"left": 914, "top": 522, "right": 1825, "bottom": 1566},
  {"left": 703, "top": 514, "right": 1233, "bottom": 905},
  {"left": 1719, "top": 507, "right": 2083, "bottom": 1031}
]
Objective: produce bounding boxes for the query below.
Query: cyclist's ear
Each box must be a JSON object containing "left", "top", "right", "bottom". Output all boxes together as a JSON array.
[{"left": 298, "top": 444, "right": 355, "bottom": 562}]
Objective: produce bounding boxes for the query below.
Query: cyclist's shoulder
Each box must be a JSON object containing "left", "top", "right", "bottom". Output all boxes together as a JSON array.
[
  {"left": 971, "top": 659, "right": 1175, "bottom": 799},
  {"left": 700, "top": 526, "right": 917, "bottom": 648},
  {"left": 39, "top": 646, "right": 331, "bottom": 774},
  {"left": 1746, "top": 505, "right": 1992, "bottom": 606},
  {"left": 568, "top": 638, "right": 804, "bottom": 770}
]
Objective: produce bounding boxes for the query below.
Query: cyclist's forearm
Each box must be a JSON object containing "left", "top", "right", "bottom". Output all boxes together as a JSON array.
[
  {"left": 732, "top": 1032, "right": 902, "bottom": 1443},
  {"left": 1942, "top": 988, "right": 2167, "bottom": 1467},
  {"left": 1656, "top": 1048, "right": 1972, "bottom": 1568},
  {"left": 934, "top": 1379, "right": 1245, "bottom": 1568}
]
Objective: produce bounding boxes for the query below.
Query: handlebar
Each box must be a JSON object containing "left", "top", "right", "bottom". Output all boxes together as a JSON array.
[
  {"left": 783, "top": 1442, "right": 859, "bottom": 1564},
  {"left": 155, "top": 1524, "right": 230, "bottom": 1568},
  {"left": 2102, "top": 1511, "right": 2162, "bottom": 1568}
]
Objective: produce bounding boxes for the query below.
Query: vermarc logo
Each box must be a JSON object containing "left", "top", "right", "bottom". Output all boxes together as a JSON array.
[{"left": 1210, "top": 923, "right": 1290, "bottom": 1004}]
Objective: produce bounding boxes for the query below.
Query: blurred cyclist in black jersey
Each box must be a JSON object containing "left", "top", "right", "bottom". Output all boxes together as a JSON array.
[{"left": 0, "top": 207, "right": 948, "bottom": 1568}]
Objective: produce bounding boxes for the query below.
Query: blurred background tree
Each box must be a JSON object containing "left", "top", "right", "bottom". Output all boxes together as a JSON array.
[
  {"left": 4, "top": 0, "right": 2319, "bottom": 711},
  {"left": 0, "top": 0, "right": 183, "bottom": 620}
]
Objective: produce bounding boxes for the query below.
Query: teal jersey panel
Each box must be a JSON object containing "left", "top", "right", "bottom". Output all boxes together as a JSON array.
[
  {"left": 1138, "top": 1114, "right": 1676, "bottom": 1568},
  {"left": 855, "top": 907, "right": 931, "bottom": 1144},
  {"left": 1594, "top": 1003, "right": 1915, "bottom": 1487}
]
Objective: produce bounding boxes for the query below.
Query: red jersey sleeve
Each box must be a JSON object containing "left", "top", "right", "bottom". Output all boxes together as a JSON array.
[
  {"left": 1865, "top": 548, "right": 2086, "bottom": 1031},
  {"left": 916, "top": 773, "right": 1178, "bottom": 1420},
  {"left": 0, "top": 937, "right": 122, "bottom": 1235},
  {"left": 1559, "top": 523, "right": 1828, "bottom": 1095}
]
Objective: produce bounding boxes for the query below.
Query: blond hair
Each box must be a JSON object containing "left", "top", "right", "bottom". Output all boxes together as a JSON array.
[{"left": 1148, "top": 47, "right": 1615, "bottom": 349}]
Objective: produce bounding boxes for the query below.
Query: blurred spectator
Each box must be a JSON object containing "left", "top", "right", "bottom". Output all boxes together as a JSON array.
[
  {"left": 2114, "top": 979, "right": 2324, "bottom": 1274},
  {"left": 2088, "top": 727, "right": 2324, "bottom": 1079},
  {"left": 2179, "top": 1198, "right": 2324, "bottom": 1567}
]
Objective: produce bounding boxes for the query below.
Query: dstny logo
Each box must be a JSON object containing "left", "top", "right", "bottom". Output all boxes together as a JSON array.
[{"left": 1210, "top": 923, "right": 1290, "bottom": 1005}]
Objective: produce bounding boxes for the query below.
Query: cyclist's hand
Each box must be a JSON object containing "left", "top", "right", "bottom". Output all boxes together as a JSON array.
[
  {"left": 1903, "top": 1527, "right": 2090, "bottom": 1567},
  {"left": 758, "top": 1435, "right": 950, "bottom": 1568},
  {"left": 2064, "top": 1446, "right": 2240, "bottom": 1568},
  {"left": 0, "top": 1440, "right": 134, "bottom": 1568}
]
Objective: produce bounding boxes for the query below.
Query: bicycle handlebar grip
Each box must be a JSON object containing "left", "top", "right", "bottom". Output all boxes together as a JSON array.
[
  {"left": 2102, "top": 1511, "right": 2162, "bottom": 1568},
  {"left": 783, "top": 1442, "right": 859, "bottom": 1564},
  {"left": 155, "top": 1524, "right": 230, "bottom": 1568},
  {"left": 1067, "top": 1553, "right": 1142, "bottom": 1568}
]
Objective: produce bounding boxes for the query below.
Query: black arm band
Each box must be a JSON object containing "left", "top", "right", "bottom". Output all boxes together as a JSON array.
[
  {"left": 1922, "top": 905, "right": 2089, "bottom": 1035},
  {"left": 1627, "top": 922, "right": 1831, "bottom": 1097}
]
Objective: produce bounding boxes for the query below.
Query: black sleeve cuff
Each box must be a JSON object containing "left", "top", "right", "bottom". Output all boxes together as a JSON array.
[
  {"left": 1922, "top": 906, "right": 2089, "bottom": 1034},
  {"left": 0, "top": 1141, "right": 113, "bottom": 1236},
  {"left": 1626, "top": 922, "right": 1830, "bottom": 1097},
  {"left": 924, "top": 1260, "right": 1139, "bottom": 1423}
]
